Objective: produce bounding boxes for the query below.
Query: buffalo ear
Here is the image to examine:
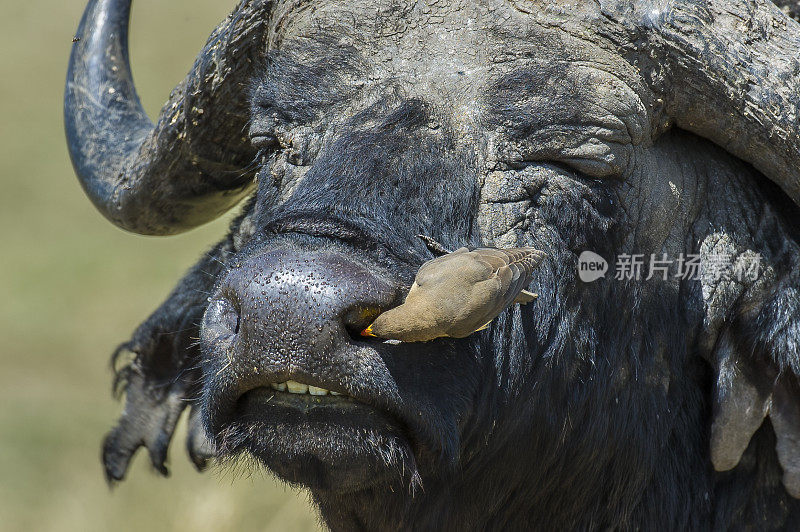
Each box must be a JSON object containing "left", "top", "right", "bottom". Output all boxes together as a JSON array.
[
  {"left": 101, "top": 203, "right": 254, "bottom": 482},
  {"left": 102, "top": 298, "right": 207, "bottom": 483},
  {"left": 709, "top": 278, "right": 800, "bottom": 498},
  {"left": 102, "top": 352, "right": 191, "bottom": 482},
  {"left": 771, "top": 376, "right": 800, "bottom": 498},
  {"left": 709, "top": 330, "right": 773, "bottom": 472}
]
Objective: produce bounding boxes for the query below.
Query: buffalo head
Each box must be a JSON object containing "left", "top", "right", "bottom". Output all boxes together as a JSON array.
[{"left": 66, "top": 0, "right": 800, "bottom": 528}]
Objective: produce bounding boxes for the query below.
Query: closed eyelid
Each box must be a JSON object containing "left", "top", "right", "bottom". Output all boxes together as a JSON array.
[{"left": 484, "top": 63, "right": 650, "bottom": 179}]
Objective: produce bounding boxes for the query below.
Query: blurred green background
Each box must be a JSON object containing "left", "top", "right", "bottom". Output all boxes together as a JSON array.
[{"left": 0, "top": 1, "right": 319, "bottom": 530}]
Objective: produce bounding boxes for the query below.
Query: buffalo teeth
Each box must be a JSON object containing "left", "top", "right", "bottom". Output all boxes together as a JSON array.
[
  {"left": 285, "top": 380, "right": 308, "bottom": 394},
  {"left": 271, "top": 380, "right": 339, "bottom": 396}
]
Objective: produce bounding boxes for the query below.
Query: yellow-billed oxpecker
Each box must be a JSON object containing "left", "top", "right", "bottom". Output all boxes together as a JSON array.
[{"left": 362, "top": 245, "right": 546, "bottom": 342}]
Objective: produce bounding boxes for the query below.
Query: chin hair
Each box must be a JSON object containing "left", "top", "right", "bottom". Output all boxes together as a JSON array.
[{"left": 212, "top": 419, "right": 424, "bottom": 494}]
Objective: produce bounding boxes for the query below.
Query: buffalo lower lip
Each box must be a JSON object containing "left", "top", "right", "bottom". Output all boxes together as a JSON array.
[
  {"left": 236, "top": 387, "right": 396, "bottom": 419},
  {"left": 223, "top": 387, "right": 417, "bottom": 493}
]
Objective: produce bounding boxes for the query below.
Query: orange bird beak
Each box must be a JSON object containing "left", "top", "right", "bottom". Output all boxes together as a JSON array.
[{"left": 360, "top": 325, "right": 377, "bottom": 337}]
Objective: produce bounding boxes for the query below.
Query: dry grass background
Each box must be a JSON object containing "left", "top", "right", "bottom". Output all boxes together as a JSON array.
[{"left": 0, "top": 1, "right": 320, "bottom": 530}]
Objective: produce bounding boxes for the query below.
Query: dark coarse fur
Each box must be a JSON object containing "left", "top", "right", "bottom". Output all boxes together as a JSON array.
[
  {"left": 112, "top": 102, "right": 800, "bottom": 528},
  {"left": 90, "top": 2, "right": 800, "bottom": 530}
]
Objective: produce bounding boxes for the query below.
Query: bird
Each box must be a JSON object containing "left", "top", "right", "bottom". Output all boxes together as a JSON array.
[{"left": 361, "top": 240, "right": 546, "bottom": 342}]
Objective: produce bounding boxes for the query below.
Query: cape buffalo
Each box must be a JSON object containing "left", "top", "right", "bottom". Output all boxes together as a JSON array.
[{"left": 65, "top": 0, "right": 800, "bottom": 528}]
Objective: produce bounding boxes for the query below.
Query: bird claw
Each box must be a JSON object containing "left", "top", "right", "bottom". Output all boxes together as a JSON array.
[{"left": 416, "top": 234, "right": 452, "bottom": 256}]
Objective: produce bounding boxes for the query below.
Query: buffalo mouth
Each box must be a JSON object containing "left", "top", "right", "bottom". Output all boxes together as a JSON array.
[
  {"left": 222, "top": 381, "right": 416, "bottom": 492},
  {"left": 206, "top": 357, "right": 430, "bottom": 493},
  {"left": 202, "top": 331, "right": 472, "bottom": 493}
]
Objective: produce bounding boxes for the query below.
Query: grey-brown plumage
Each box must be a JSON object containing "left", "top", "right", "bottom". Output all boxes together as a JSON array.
[{"left": 362, "top": 246, "right": 546, "bottom": 342}]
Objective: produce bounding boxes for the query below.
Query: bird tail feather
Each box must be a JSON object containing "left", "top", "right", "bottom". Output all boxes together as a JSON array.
[{"left": 514, "top": 290, "right": 539, "bottom": 305}]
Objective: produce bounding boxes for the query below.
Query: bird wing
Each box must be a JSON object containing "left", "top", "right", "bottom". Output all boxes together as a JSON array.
[
  {"left": 438, "top": 247, "right": 545, "bottom": 337},
  {"left": 471, "top": 247, "right": 546, "bottom": 309},
  {"left": 415, "top": 247, "right": 470, "bottom": 287}
]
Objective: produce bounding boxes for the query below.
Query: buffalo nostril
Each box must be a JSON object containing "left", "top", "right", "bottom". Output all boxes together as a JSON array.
[
  {"left": 220, "top": 299, "right": 240, "bottom": 335},
  {"left": 342, "top": 305, "right": 385, "bottom": 342},
  {"left": 204, "top": 297, "right": 241, "bottom": 342}
]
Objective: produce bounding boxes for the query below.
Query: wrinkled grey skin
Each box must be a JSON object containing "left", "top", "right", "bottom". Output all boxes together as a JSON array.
[{"left": 65, "top": 0, "right": 800, "bottom": 529}]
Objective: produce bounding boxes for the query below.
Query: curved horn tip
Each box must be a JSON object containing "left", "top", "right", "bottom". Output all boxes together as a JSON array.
[{"left": 65, "top": 0, "right": 257, "bottom": 235}]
